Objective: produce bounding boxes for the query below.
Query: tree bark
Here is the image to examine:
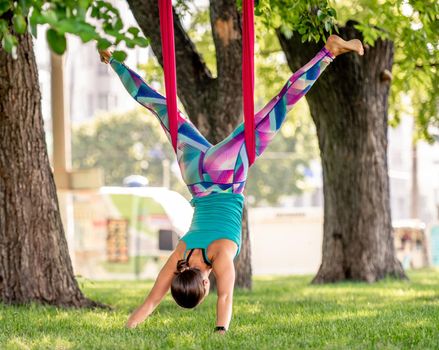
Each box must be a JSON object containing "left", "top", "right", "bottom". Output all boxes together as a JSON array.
[
  {"left": 234, "top": 204, "right": 252, "bottom": 289},
  {"left": 277, "top": 22, "right": 406, "bottom": 283},
  {"left": 127, "top": 0, "right": 252, "bottom": 288},
  {"left": 0, "top": 30, "right": 103, "bottom": 307}
]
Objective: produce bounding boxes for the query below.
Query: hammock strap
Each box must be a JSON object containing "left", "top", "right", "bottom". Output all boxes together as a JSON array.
[
  {"left": 242, "top": 0, "right": 256, "bottom": 165},
  {"left": 158, "top": 0, "right": 178, "bottom": 152}
]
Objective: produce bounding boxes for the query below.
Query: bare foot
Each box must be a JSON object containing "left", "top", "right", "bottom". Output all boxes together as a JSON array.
[
  {"left": 325, "top": 35, "right": 364, "bottom": 57},
  {"left": 99, "top": 49, "right": 112, "bottom": 64}
]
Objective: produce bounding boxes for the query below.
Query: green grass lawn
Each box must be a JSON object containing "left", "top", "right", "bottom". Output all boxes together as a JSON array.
[{"left": 1, "top": 269, "right": 438, "bottom": 350}]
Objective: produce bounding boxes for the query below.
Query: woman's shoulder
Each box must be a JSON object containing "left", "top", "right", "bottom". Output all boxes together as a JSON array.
[
  {"left": 208, "top": 239, "right": 238, "bottom": 262},
  {"left": 172, "top": 240, "right": 188, "bottom": 260}
]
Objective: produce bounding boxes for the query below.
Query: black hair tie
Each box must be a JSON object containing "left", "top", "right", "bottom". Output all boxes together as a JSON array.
[{"left": 214, "top": 326, "right": 227, "bottom": 332}]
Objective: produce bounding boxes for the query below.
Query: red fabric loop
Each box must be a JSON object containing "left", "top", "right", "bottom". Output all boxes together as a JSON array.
[
  {"left": 242, "top": 0, "right": 256, "bottom": 165},
  {"left": 158, "top": 0, "right": 178, "bottom": 152},
  {"left": 159, "top": 0, "right": 255, "bottom": 162}
]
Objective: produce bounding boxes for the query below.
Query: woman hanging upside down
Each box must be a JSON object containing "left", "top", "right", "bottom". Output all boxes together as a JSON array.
[{"left": 99, "top": 34, "right": 363, "bottom": 333}]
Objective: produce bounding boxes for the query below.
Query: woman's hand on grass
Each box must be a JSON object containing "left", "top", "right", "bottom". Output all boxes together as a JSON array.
[
  {"left": 125, "top": 307, "right": 147, "bottom": 329},
  {"left": 124, "top": 243, "right": 185, "bottom": 330}
]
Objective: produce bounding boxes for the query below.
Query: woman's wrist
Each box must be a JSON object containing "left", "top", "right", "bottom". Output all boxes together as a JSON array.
[{"left": 214, "top": 326, "right": 227, "bottom": 333}]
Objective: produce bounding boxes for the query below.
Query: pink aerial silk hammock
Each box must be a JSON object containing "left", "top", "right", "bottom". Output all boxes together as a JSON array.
[
  {"left": 158, "top": 0, "right": 178, "bottom": 151},
  {"left": 241, "top": 0, "right": 255, "bottom": 165},
  {"left": 158, "top": 0, "right": 256, "bottom": 164}
]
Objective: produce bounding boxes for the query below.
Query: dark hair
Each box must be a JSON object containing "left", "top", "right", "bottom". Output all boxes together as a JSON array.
[{"left": 171, "top": 259, "right": 206, "bottom": 309}]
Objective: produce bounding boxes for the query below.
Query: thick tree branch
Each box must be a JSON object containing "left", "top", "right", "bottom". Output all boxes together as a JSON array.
[
  {"left": 127, "top": 0, "right": 213, "bottom": 122},
  {"left": 208, "top": 0, "right": 243, "bottom": 137},
  {"left": 127, "top": 0, "right": 245, "bottom": 143},
  {"left": 209, "top": 1, "right": 241, "bottom": 83},
  {"left": 276, "top": 29, "right": 320, "bottom": 72}
]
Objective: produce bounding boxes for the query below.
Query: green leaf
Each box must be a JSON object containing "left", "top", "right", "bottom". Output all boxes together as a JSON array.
[
  {"left": 327, "top": 8, "right": 336, "bottom": 18},
  {"left": 56, "top": 19, "right": 77, "bottom": 33},
  {"left": 91, "top": 6, "right": 99, "bottom": 18},
  {"left": 112, "top": 50, "right": 127, "bottom": 62},
  {"left": 103, "top": 23, "right": 118, "bottom": 37},
  {"left": 127, "top": 27, "right": 140, "bottom": 36},
  {"left": 279, "top": 24, "right": 293, "bottom": 39},
  {"left": 112, "top": 17, "right": 123, "bottom": 31},
  {"left": 79, "top": 30, "right": 96, "bottom": 43},
  {"left": 125, "top": 40, "right": 135, "bottom": 49},
  {"left": 297, "top": 26, "right": 306, "bottom": 34},
  {"left": 42, "top": 10, "right": 58, "bottom": 25},
  {"left": 0, "top": 1, "right": 11, "bottom": 16},
  {"left": 46, "top": 28, "right": 67, "bottom": 55},
  {"left": 13, "top": 14, "right": 27, "bottom": 34},
  {"left": 132, "top": 36, "right": 149, "bottom": 47},
  {"left": 29, "top": 8, "right": 44, "bottom": 31},
  {"left": 97, "top": 38, "right": 112, "bottom": 50},
  {"left": 0, "top": 18, "right": 8, "bottom": 33},
  {"left": 324, "top": 20, "right": 331, "bottom": 33},
  {"left": 78, "top": 0, "right": 92, "bottom": 10},
  {"left": 1, "top": 32, "right": 17, "bottom": 53},
  {"left": 29, "top": 12, "right": 39, "bottom": 37}
]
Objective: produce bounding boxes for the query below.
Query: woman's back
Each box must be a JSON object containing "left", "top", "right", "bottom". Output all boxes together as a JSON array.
[{"left": 181, "top": 192, "right": 245, "bottom": 262}]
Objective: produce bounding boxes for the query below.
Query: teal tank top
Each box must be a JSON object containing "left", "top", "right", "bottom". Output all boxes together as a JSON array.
[{"left": 181, "top": 193, "right": 245, "bottom": 262}]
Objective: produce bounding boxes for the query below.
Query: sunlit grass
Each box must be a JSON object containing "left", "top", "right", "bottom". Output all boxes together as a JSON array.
[{"left": 1, "top": 269, "right": 438, "bottom": 349}]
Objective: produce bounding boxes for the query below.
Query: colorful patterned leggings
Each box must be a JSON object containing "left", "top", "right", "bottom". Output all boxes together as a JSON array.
[{"left": 110, "top": 46, "right": 334, "bottom": 198}]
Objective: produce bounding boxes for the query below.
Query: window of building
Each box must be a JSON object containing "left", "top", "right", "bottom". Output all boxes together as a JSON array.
[
  {"left": 112, "top": 95, "right": 118, "bottom": 109},
  {"left": 98, "top": 93, "right": 109, "bottom": 110},
  {"left": 88, "top": 94, "right": 94, "bottom": 117}
]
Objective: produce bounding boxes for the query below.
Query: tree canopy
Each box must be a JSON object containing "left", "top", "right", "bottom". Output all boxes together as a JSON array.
[
  {"left": 2, "top": 0, "right": 436, "bottom": 199},
  {"left": 259, "top": 0, "right": 438, "bottom": 140},
  {"left": 0, "top": 0, "right": 147, "bottom": 60}
]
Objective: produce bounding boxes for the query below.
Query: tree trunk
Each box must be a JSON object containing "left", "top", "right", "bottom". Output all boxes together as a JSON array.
[
  {"left": 0, "top": 30, "right": 102, "bottom": 307},
  {"left": 128, "top": 0, "right": 252, "bottom": 288},
  {"left": 234, "top": 205, "right": 252, "bottom": 289},
  {"left": 277, "top": 22, "right": 406, "bottom": 283}
]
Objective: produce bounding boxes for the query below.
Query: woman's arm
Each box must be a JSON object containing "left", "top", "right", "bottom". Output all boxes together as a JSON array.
[
  {"left": 212, "top": 251, "right": 236, "bottom": 332},
  {"left": 126, "top": 242, "right": 185, "bottom": 328}
]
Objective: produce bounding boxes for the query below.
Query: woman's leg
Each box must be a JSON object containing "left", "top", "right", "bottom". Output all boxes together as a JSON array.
[
  {"left": 206, "top": 46, "right": 334, "bottom": 182},
  {"left": 110, "top": 58, "right": 211, "bottom": 154},
  {"left": 252, "top": 46, "right": 334, "bottom": 156}
]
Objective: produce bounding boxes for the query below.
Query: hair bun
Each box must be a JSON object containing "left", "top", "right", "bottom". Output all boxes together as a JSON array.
[{"left": 176, "top": 259, "right": 190, "bottom": 274}]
